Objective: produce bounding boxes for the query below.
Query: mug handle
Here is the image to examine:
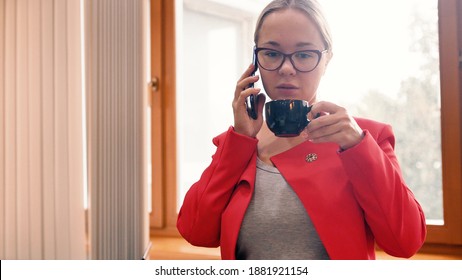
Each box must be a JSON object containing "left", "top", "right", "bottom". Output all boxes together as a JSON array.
[{"left": 306, "top": 105, "right": 321, "bottom": 124}]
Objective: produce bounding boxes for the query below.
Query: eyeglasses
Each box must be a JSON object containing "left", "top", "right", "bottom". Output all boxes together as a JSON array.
[{"left": 255, "top": 47, "right": 328, "bottom": 73}]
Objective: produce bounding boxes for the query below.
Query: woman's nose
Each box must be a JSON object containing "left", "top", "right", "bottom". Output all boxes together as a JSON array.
[{"left": 278, "top": 57, "right": 297, "bottom": 76}]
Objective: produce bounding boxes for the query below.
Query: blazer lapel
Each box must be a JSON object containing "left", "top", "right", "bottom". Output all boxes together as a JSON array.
[{"left": 270, "top": 141, "right": 352, "bottom": 258}]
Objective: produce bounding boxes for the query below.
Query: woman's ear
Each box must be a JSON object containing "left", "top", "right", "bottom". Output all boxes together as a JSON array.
[
  {"left": 322, "top": 51, "right": 333, "bottom": 75},
  {"left": 325, "top": 50, "right": 333, "bottom": 66}
]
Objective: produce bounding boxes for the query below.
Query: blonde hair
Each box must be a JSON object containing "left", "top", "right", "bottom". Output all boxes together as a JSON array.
[{"left": 254, "top": 0, "right": 333, "bottom": 51}]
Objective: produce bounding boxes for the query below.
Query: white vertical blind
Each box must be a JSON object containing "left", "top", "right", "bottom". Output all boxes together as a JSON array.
[
  {"left": 84, "top": 0, "right": 149, "bottom": 260},
  {"left": 0, "top": 0, "right": 86, "bottom": 259}
]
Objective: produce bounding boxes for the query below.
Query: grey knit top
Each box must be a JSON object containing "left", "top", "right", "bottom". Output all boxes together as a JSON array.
[{"left": 235, "top": 157, "right": 330, "bottom": 260}]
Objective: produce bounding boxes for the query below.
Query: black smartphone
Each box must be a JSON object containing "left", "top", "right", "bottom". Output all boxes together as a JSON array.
[{"left": 245, "top": 46, "right": 258, "bottom": 120}]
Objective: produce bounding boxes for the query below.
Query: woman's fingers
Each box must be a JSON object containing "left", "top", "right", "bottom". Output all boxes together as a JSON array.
[{"left": 305, "top": 101, "right": 364, "bottom": 150}]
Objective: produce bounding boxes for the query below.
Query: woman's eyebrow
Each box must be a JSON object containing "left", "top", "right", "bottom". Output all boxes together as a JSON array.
[
  {"left": 261, "top": 41, "right": 281, "bottom": 47},
  {"left": 295, "top": 42, "right": 316, "bottom": 48},
  {"left": 260, "top": 41, "right": 316, "bottom": 48}
]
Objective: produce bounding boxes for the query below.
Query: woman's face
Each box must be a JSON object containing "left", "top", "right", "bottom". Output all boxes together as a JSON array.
[{"left": 257, "top": 8, "right": 330, "bottom": 104}]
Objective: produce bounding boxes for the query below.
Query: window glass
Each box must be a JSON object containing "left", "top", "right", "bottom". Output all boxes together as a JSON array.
[
  {"left": 320, "top": 0, "right": 442, "bottom": 222},
  {"left": 177, "top": 6, "right": 248, "bottom": 210}
]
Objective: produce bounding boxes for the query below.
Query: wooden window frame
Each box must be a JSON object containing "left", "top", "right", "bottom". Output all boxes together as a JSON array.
[
  {"left": 150, "top": 0, "right": 178, "bottom": 235},
  {"left": 150, "top": 0, "right": 462, "bottom": 252},
  {"left": 423, "top": 0, "right": 462, "bottom": 247}
]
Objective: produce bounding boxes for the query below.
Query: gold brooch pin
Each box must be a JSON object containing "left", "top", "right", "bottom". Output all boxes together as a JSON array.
[{"left": 305, "top": 153, "right": 318, "bottom": 163}]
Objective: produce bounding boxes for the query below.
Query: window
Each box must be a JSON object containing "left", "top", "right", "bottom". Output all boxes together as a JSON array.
[
  {"left": 151, "top": 0, "right": 462, "bottom": 247},
  {"left": 320, "top": 0, "right": 444, "bottom": 222}
]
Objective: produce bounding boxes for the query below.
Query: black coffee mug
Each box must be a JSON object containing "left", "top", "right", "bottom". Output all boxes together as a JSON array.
[{"left": 265, "top": 99, "right": 312, "bottom": 137}]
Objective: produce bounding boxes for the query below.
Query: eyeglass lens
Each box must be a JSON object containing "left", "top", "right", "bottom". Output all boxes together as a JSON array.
[{"left": 256, "top": 49, "right": 322, "bottom": 72}]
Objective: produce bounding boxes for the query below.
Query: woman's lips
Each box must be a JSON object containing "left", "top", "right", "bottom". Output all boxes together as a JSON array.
[
  {"left": 275, "top": 84, "right": 299, "bottom": 96},
  {"left": 277, "top": 83, "right": 298, "bottom": 90}
]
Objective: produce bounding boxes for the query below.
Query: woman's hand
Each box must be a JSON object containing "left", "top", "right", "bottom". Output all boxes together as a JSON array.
[
  {"left": 304, "top": 101, "right": 364, "bottom": 150},
  {"left": 232, "top": 63, "right": 266, "bottom": 138}
]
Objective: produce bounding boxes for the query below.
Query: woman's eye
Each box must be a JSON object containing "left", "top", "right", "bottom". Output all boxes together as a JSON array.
[
  {"left": 295, "top": 52, "right": 314, "bottom": 59},
  {"left": 265, "top": 51, "right": 281, "bottom": 58}
]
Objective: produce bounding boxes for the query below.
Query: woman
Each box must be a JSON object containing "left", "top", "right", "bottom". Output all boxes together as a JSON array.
[{"left": 177, "top": 0, "right": 426, "bottom": 260}]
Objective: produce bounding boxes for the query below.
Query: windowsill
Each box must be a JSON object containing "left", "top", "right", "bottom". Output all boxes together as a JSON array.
[
  {"left": 150, "top": 236, "right": 220, "bottom": 260},
  {"left": 149, "top": 236, "right": 462, "bottom": 260}
]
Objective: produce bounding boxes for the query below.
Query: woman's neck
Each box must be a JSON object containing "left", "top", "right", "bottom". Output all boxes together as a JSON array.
[{"left": 256, "top": 123, "right": 306, "bottom": 165}]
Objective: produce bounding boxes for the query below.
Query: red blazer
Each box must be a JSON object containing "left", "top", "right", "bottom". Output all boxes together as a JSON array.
[{"left": 177, "top": 118, "right": 426, "bottom": 259}]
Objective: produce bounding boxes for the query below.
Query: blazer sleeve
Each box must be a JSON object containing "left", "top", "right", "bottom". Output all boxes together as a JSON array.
[
  {"left": 339, "top": 124, "right": 427, "bottom": 258},
  {"left": 176, "top": 127, "right": 258, "bottom": 247}
]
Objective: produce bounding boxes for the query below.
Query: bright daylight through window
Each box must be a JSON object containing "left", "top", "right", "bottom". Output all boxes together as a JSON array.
[{"left": 320, "top": 0, "right": 442, "bottom": 224}]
